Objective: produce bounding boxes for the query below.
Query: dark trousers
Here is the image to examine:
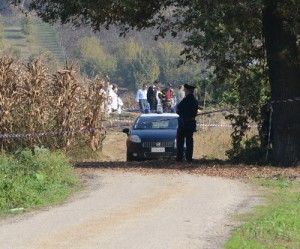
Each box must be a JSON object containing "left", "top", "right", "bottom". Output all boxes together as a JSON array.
[
  {"left": 148, "top": 98, "right": 157, "bottom": 112},
  {"left": 176, "top": 127, "right": 194, "bottom": 162}
]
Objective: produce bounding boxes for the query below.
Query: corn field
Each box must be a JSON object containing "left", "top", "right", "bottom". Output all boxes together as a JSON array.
[{"left": 0, "top": 54, "right": 107, "bottom": 152}]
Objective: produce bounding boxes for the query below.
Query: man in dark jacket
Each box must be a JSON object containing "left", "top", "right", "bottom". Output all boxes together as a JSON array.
[
  {"left": 176, "top": 84, "right": 199, "bottom": 162},
  {"left": 147, "top": 80, "right": 159, "bottom": 112}
]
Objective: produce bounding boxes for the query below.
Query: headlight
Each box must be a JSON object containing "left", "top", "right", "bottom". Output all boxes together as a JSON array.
[{"left": 129, "top": 135, "right": 141, "bottom": 143}]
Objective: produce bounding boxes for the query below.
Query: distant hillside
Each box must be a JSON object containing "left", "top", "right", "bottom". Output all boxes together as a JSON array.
[
  {"left": 0, "top": 4, "right": 204, "bottom": 91},
  {"left": 52, "top": 22, "right": 189, "bottom": 69},
  {"left": 35, "top": 20, "right": 66, "bottom": 64},
  {"left": 1, "top": 3, "right": 186, "bottom": 63},
  {"left": 1, "top": 12, "right": 65, "bottom": 66}
]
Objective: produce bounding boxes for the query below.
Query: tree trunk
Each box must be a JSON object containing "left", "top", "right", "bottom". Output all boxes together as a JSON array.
[{"left": 263, "top": 1, "right": 300, "bottom": 166}]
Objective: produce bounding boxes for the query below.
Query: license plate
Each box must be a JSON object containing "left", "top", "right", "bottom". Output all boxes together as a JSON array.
[{"left": 151, "top": 147, "right": 165, "bottom": 152}]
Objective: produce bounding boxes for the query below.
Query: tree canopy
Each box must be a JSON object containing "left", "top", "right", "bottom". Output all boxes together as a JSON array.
[
  {"left": 8, "top": 0, "right": 300, "bottom": 165},
  {"left": 75, "top": 36, "right": 116, "bottom": 76}
]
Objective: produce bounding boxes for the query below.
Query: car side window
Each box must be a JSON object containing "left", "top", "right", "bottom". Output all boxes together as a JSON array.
[
  {"left": 134, "top": 118, "right": 152, "bottom": 129},
  {"left": 134, "top": 122, "right": 144, "bottom": 129}
]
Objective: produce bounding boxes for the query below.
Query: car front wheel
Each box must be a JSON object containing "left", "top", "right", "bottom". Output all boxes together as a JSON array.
[{"left": 126, "top": 152, "right": 135, "bottom": 161}]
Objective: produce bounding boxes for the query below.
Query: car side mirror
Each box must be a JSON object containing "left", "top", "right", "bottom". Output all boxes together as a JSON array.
[{"left": 122, "top": 128, "right": 130, "bottom": 135}]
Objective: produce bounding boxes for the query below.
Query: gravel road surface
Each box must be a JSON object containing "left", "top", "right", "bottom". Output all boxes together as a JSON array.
[{"left": 0, "top": 168, "right": 258, "bottom": 249}]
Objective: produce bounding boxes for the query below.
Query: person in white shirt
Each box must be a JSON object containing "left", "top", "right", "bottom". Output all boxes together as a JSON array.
[
  {"left": 110, "top": 84, "right": 119, "bottom": 112},
  {"left": 135, "top": 83, "right": 150, "bottom": 113},
  {"left": 105, "top": 84, "right": 113, "bottom": 114},
  {"left": 117, "top": 96, "right": 123, "bottom": 114},
  {"left": 156, "top": 89, "right": 163, "bottom": 113}
]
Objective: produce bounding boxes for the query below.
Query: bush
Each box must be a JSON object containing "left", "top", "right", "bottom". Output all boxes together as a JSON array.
[
  {"left": 0, "top": 149, "right": 78, "bottom": 215},
  {"left": 20, "top": 16, "right": 35, "bottom": 36}
]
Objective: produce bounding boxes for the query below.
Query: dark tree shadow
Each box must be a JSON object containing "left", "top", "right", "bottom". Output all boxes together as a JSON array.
[{"left": 72, "top": 157, "right": 276, "bottom": 170}]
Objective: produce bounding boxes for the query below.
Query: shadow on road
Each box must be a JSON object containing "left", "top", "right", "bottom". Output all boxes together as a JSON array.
[
  {"left": 72, "top": 159, "right": 300, "bottom": 180},
  {"left": 72, "top": 158, "right": 229, "bottom": 170}
]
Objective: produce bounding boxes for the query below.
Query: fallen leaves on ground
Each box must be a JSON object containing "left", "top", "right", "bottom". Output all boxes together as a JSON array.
[{"left": 73, "top": 159, "right": 300, "bottom": 181}]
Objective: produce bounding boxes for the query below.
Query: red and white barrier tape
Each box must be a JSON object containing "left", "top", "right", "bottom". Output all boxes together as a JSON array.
[
  {"left": 1, "top": 97, "right": 298, "bottom": 139},
  {"left": 0, "top": 127, "right": 103, "bottom": 139}
]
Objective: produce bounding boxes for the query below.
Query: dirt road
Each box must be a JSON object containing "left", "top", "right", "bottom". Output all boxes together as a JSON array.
[{"left": 0, "top": 168, "right": 258, "bottom": 249}]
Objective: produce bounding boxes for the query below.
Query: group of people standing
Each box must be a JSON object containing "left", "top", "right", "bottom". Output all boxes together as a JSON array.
[
  {"left": 135, "top": 80, "right": 185, "bottom": 113},
  {"left": 104, "top": 80, "right": 199, "bottom": 163},
  {"left": 135, "top": 80, "right": 199, "bottom": 163}
]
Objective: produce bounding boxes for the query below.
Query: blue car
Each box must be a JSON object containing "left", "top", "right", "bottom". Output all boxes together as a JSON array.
[{"left": 122, "top": 113, "right": 179, "bottom": 161}]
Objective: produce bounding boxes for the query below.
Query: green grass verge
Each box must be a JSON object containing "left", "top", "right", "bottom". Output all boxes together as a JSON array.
[
  {"left": 0, "top": 149, "right": 79, "bottom": 216},
  {"left": 225, "top": 177, "right": 300, "bottom": 249}
]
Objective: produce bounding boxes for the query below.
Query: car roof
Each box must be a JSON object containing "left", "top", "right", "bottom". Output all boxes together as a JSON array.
[{"left": 139, "top": 113, "right": 179, "bottom": 118}]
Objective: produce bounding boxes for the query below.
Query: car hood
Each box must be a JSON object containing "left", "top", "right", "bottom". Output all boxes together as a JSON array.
[{"left": 131, "top": 129, "right": 176, "bottom": 141}]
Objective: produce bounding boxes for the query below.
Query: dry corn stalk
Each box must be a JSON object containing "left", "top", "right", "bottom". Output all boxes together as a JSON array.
[
  {"left": 17, "top": 55, "right": 51, "bottom": 146},
  {"left": 0, "top": 56, "right": 23, "bottom": 150},
  {"left": 49, "top": 66, "right": 80, "bottom": 150},
  {"left": 80, "top": 76, "right": 106, "bottom": 151},
  {"left": 0, "top": 54, "right": 107, "bottom": 152}
]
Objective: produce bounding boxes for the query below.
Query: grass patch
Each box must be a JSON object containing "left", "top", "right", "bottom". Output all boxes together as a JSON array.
[
  {"left": 66, "top": 146, "right": 105, "bottom": 162},
  {"left": 194, "top": 126, "right": 258, "bottom": 160},
  {"left": 225, "top": 177, "right": 300, "bottom": 249},
  {"left": 0, "top": 149, "right": 79, "bottom": 216}
]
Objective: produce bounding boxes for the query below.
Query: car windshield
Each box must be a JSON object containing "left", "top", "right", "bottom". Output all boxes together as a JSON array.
[{"left": 133, "top": 116, "right": 178, "bottom": 130}]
